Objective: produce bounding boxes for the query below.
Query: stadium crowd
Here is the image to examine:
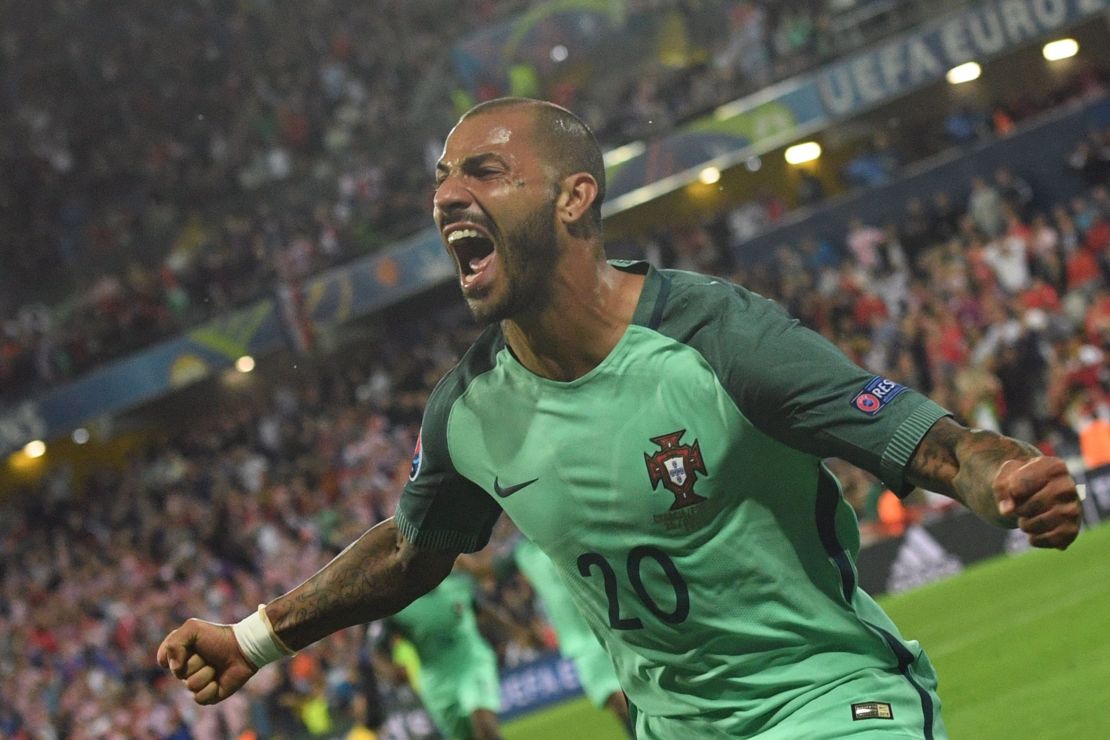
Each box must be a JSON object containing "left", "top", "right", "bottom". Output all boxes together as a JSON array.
[
  {"left": 2, "top": 0, "right": 948, "bottom": 402},
  {"left": 4, "top": 0, "right": 1110, "bottom": 735},
  {"left": 3, "top": 112, "right": 1110, "bottom": 734}
]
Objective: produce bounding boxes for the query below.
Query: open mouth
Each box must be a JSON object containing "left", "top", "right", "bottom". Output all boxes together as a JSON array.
[{"left": 446, "top": 228, "right": 496, "bottom": 276}]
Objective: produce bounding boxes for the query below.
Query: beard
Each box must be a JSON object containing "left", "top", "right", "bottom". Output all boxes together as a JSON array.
[{"left": 466, "top": 198, "right": 560, "bottom": 325}]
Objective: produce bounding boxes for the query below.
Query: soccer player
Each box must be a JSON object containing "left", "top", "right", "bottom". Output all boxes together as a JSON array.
[
  {"left": 512, "top": 537, "right": 630, "bottom": 730},
  {"left": 159, "top": 98, "right": 1083, "bottom": 739},
  {"left": 381, "top": 571, "right": 502, "bottom": 740}
]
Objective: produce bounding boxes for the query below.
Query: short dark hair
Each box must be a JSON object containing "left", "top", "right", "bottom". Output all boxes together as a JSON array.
[{"left": 461, "top": 98, "right": 606, "bottom": 233}]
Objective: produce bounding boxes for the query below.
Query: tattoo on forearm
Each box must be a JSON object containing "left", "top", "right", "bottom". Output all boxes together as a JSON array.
[
  {"left": 907, "top": 418, "right": 1040, "bottom": 526},
  {"left": 265, "top": 519, "right": 449, "bottom": 650},
  {"left": 905, "top": 419, "right": 962, "bottom": 492}
]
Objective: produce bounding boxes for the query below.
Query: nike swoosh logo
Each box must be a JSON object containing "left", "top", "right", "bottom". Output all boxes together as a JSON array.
[{"left": 493, "top": 477, "right": 539, "bottom": 498}]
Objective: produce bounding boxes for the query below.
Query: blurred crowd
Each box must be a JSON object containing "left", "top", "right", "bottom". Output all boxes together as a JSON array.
[
  {"left": 1, "top": 0, "right": 531, "bottom": 400},
  {"left": 3, "top": 119, "right": 1110, "bottom": 735},
  {"left": 2, "top": 0, "right": 935, "bottom": 402},
  {"left": 5, "top": 0, "right": 1110, "bottom": 736},
  {"left": 0, "top": 317, "right": 470, "bottom": 739}
]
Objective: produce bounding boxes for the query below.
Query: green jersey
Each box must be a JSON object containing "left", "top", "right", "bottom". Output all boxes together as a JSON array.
[
  {"left": 398, "top": 262, "right": 949, "bottom": 738},
  {"left": 389, "top": 573, "right": 501, "bottom": 738},
  {"left": 391, "top": 573, "right": 488, "bottom": 672}
]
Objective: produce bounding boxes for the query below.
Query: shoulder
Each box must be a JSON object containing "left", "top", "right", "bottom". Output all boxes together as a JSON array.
[
  {"left": 423, "top": 325, "right": 505, "bottom": 425},
  {"left": 653, "top": 268, "right": 792, "bottom": 341},
  {"left": 664, "top": 268, "right": 779, "bottom": 309}
]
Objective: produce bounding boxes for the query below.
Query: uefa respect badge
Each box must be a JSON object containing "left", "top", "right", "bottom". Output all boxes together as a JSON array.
[{"left": 850, "top": 376, "right": 907, "bottom": 416}]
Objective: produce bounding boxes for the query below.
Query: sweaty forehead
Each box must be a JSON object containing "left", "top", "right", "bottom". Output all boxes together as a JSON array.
[{"left": 442, "top": 109, "right": 538, "bottom": 161}]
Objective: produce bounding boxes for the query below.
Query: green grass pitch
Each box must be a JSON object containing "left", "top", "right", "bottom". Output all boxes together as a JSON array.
[
  {"left": 880, "top": 521, "right": 1110, "bottom": 739},
  {"left": 504, "top": 523, "right": 1110, "bottom": 739},
  {"left": 503, "top": 695, "right": 629, "bottom": 740}
]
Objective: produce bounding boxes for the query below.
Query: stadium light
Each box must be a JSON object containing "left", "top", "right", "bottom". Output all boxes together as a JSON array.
[
  {"left": 1043, "top": 38, "right": 1078, "bottom": 61},
  {"left": 550, "top": 45, "right": 568, "bottom": 63},
  {"left": 72, "top": 428, "right": 90, "bottom": 445},
  {"left": 23, "top": 440, "right": 46, "bottom": 458},
  {"left": 946, "top": 62, "right": 981, "bottom": 85},
  {"left": 784, "top": 142, "right": 821, "bottom": 165},
  {"left": 236, "top": 355, "right": 256, "bottom": 373},
  {"left": 698, "top": 166, "right": 721, "bottom": 185}
]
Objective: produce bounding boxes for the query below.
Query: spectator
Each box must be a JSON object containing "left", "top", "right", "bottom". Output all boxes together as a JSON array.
[
  {"left": 927, "top": 191, "right": 963, "bottom": 246},
  {"left": 994, "top": 166, "right": 1035, "bottom": 218},
  {"left": 898, "top": 197, "right": 934, "bottom": 265},
  {"left": 943, "top": 106, "right": 988, "bottom": 146},
  {"left": 968, "top": 175, "right": 1006, "bottom": 238},
  {"left": 842, "top": 135, "right": 898, "bottom": 188},
  {"left": 845, "top": 216, "right": 887, "bottom": 274},
  {"left": 1066, "top": 125, "right": 1110, "bottom": 187}
]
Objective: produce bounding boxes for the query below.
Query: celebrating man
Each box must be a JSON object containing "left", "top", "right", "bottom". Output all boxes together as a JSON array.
[{"left": 159, "top": 99, "right": 1081, "bottom": 739}]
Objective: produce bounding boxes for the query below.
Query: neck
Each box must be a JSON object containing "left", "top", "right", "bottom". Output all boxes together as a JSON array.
[{"left": 503, "top": 254, "right": 643, "bottom": 381}]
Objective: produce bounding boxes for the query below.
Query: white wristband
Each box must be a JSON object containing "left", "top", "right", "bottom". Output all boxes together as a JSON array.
[{"left": 232, "top": 605, "right": 294, "bottom": 669}]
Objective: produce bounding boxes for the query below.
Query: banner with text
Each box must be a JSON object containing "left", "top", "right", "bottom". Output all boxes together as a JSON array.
[
  {"left": 498, "top": 652, "right": 586, "bottom": 721},
  {"left": 856, "top": 510, "right": 1035, "bottom": 596},
  {"left": 816, "top": 0, "right": 1108, "bottom": 118},
  {"left": 1080, "top": 463, "right": 1110, "bottom": 524}
]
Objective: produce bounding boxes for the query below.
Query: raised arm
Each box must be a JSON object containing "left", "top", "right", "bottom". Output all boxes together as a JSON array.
[
  {"left": 905, "top": 417, "right": 1081, "bottom": 549},
  {"left": 157, "top": 517, "right": 457, "bottom": 704}
]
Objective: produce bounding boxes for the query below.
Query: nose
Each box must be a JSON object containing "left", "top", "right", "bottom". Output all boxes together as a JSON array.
[{"left": 433, "top": 170, "right": 472, "bottom": 216}]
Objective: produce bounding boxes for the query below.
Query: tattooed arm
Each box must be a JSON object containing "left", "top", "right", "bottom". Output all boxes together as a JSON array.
[
  {"left": 906, "top": 417, "right": 1081, "bottom": 548},
  {"left": 157, "top": 518, "right": 456, "bottom": 704},
  {"left": 266, "top": 518, "right": 454, "bottom": 649}
]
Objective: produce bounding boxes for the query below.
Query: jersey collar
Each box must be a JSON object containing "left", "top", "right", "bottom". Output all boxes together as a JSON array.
[{"left": 614, "top": 260, "right": 669, "bottom": 330}]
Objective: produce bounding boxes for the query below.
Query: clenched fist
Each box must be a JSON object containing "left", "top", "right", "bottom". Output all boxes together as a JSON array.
[
  {"left": 994, "top": 457, "right": 1082, "bottom": 550},
  {"left": 157, "top": 618, "right": 257, "bottom": 705}
]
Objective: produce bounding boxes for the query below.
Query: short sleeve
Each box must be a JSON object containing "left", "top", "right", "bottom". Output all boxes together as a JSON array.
[
  {"left": 395, "top": 368, "right": 503, "bottom": 552},
  {"left": 670, "top": 277, "right": 950, "bottom": 495}
]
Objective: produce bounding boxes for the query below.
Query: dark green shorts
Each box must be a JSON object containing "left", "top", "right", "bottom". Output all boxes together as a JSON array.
[{"left": 419, "top": 649, "right": 501, "bottom": 739}]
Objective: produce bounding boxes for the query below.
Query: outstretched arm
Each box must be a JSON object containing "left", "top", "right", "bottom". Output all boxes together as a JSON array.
[
  {"left": 267, "top": 517, "right": 455, "bottom": 648},
  {"left": 157, "top": 517, "right": 457, "bottom": 704},
  {"left": 905, "top": 417, "right": 1081, "bottom": 549}
]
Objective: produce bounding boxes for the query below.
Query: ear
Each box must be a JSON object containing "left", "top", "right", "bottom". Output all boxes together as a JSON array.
[{"left": 555, "top": 173, "right": 598, "bottom": 228}]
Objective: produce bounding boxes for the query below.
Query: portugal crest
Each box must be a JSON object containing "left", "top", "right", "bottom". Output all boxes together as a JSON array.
[{"left": 644, "top": 430, "right": 708, "bottom": 510}]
